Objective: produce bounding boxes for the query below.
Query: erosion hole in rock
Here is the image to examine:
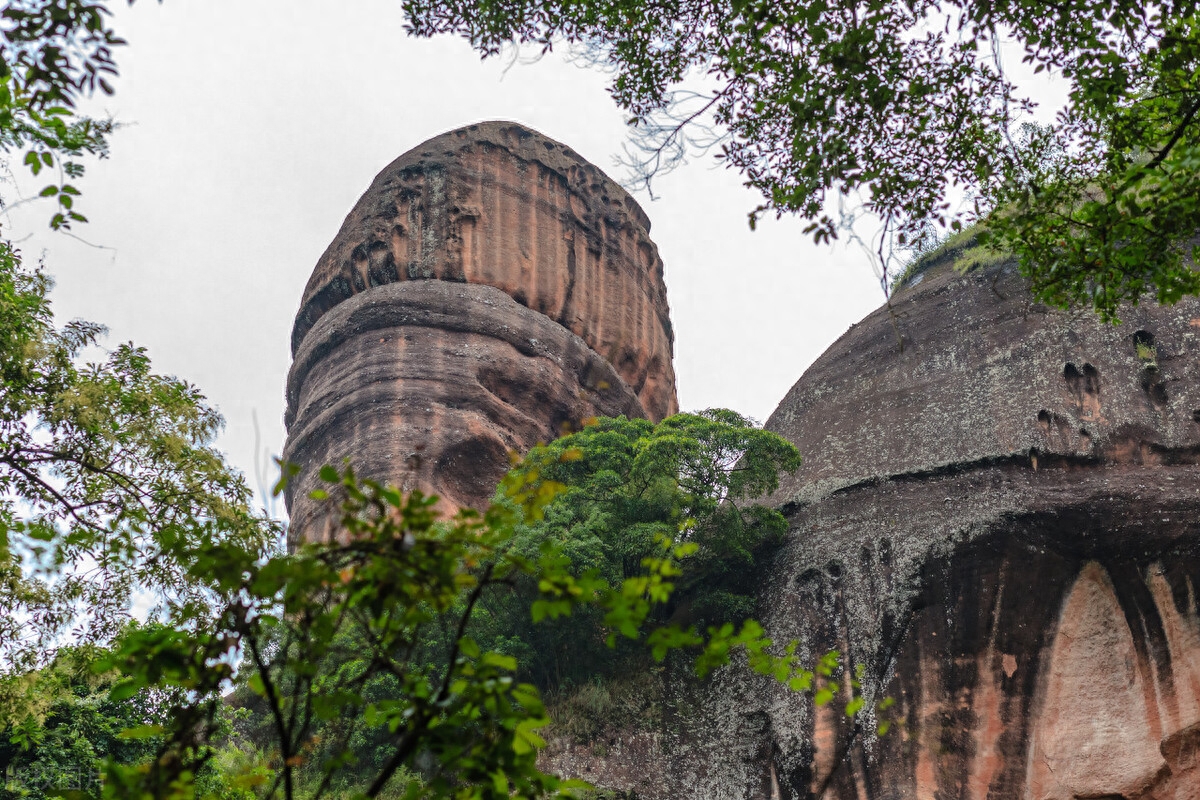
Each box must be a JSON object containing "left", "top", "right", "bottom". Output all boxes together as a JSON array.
[
  {"left": 1193, "top": 409, "right": 1200, "bottom": 424},
  {"left": 1038, "top": 410, "right": 1052, "bottom": 433},
  {"left": 1064, "top": 363, "right": 1102, "bottom": 417},
  {"left": 1142, "top": 377, "right": 1169, "bottom": 409},
  {"left": 477, "top": 365, "right": 525, "bottom": 409},
  {"left": 795, "top": 568, "right": 823, "bottom": 589},
  {"left": 1132, "top": 329, "right": 1155, "bottom": 349},
  {"left": 478, "top": 365, "right": 578, "bottom": 435}
]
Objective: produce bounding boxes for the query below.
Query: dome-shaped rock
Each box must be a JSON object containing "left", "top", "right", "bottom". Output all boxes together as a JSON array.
[
  {"left": 754, "top": 249, "right": 1200, "bottom": 799},
  {"left": 537, "top": 248, "right": 1200, "bottom": 800},
  {"left": 283, "top": 122, "right": 678, "bottom": 544}
]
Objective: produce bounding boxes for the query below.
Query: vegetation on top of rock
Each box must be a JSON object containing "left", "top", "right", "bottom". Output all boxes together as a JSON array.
[{"left": 890, "top": 224, "right": 1014, "bottom": 292}]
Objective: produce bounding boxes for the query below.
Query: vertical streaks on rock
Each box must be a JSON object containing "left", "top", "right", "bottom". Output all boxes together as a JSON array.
[
  {"left": 1026, "top": 562, "right": 1162, "bottom": 800},
  {"left": 292, "top": 121, "right": 677, "bottom": 422},
  {"left": 284, "top": 123, "right": 678, "bottom": 545},
  {"left": 745, "top": 256, "right": 1200, "bottom": 800}
]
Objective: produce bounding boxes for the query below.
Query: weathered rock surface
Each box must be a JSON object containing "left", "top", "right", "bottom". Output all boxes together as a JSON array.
[
  {"left": 292, "top": 120, "right": 676, "bottom": 422},
  {"left": 283, "top": 121, "right": 1200, "bottom": 798},
  {"left": 283, "top": 122, "right": 677, "bottom": 544},
  {"left": 539, "top": 254, "right": 1200, "bottom": 800},
  {"left": 754, "top": 253, "right": 1200, "bottom": 800}
]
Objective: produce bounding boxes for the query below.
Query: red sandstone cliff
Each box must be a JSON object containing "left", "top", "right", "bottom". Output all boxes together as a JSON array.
[
  {"left": 283, "top": 123, "right": 1200, "bottom": 799},
  {"left": 755, "top": 251, "right": 1200, "bottom": 800},
  {"left": 283, "top": 122, "right": 678, "bottom": 544}
]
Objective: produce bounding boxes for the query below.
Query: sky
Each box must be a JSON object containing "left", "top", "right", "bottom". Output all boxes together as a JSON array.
[{"left": 7, "top": 1, "right": 934, "bottom": 516}]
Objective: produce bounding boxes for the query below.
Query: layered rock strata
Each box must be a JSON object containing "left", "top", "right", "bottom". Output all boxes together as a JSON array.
[{"left": 283, "top": 122, "right": 677, "bottom": 544}]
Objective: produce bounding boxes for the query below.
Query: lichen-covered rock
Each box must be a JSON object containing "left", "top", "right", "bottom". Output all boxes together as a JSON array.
[
  {"left": 283, "top": 122, "right": 677, "bottom": 544},
  {"left": 753, "top": 254, "right": 1200, "bottom": 799}
]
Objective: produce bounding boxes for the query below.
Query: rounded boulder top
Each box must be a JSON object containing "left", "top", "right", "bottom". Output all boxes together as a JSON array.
[
  {"left": 766, "top": 247, "right": 1200, "bottom": 508},
  {"left": 291, "top": 120, "right": 677, "bottom": 422}
]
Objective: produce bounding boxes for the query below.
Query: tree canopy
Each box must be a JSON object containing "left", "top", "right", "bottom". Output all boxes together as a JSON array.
[
  {"left": 0, "top": 240, "right": 275, "bottom": 678},
  {"left": 0, "top": 6, "right": 876, "bottom": 796},
  {"left": 0, "top": 0, "right": 125, "bottom": 229},
  {"left": 467, "top": 411, "right": 801, "bottom": 689},
  {"left": 107, "top": 461, "right": 836, "bottom": 800},
  {"left": 405, "top": 0, "right": 1200, "bottom": 318}
]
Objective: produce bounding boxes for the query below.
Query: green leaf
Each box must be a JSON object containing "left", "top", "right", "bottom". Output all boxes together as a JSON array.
[
  {"left": 117, "top": 724, "right": 165, "bottom": 740},
  {"left": 482, "top": 652, "right": 517, "bottom": 671},
  {"left": 108, "top": 679, "right": 140, "bottom": 702},
  {"left": 512, "top": 716, "right": 548, "bottom": 754}
]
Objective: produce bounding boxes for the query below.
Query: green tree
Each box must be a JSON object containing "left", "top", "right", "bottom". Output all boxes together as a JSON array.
[
  {"left": 104, "top": 464, "right": 832, "bottom": 800},
  {"left": 0, "top": 0, "right": 131, "bottom": 229},
  {"left": 0, "top": 9, "right": 864, "bottom": 797},
  {"left": 0, "top": 636, "right": 259, "bottom": 800},
  {"left": 0, "top": 240, "right": 277, "bottom": 680},
  {"left": 460, "top": 411, "right": 801, "bottom": 689},
  {"left": 0, "top": 2, "right": 279, "bottom": 789},
  {"left": 404, "top": 0, "right": 1200, "bottom": 317},
  {"left": 0, "top": 644, "right": 164, "bottom": 800}
]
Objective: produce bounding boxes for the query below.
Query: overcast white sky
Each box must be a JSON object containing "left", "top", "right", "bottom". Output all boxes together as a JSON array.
[{"left": 5, "top": 1, "right": 974, "bottom": 515}]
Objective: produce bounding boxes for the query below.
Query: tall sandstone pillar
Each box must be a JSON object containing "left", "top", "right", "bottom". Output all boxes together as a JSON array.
[{"left": 283, "top": 122, "right": 678, "bottom": 545}]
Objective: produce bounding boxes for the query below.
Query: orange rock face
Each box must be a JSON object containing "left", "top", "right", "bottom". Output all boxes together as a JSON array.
[
  {"left": 292, "top": 121, "right": 676, "bottom": 422},
  {"left": 283, "top": 122, "right": 677, "bottom": 544},
  {"left": 534, "top": 254, "right": 1200, "bottom": 800}
]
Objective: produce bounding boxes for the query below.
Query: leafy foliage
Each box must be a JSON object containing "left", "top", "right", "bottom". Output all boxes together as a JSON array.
[
  {"left": 102, "top": 459, "right": 843, "bottom": 800},
  {"left": 0, "top": 238, "right": 277, "bottom": 680},
  {"left": 0, "top": 645, "right": 164, "bottom": 800},
  {"left": 0, "top": 0, "right": 135, "bottom": 229},
  {"left": 404, "top": 0, "right": 1200, "bottom": 317},
  {"left": 459, "top": 411, "right": 801, "bottom": 689}
]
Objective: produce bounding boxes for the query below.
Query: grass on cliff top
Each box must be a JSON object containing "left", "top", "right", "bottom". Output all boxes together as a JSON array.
[{"left": 890, "top": 223, "right": 1012, "bottom": 292}]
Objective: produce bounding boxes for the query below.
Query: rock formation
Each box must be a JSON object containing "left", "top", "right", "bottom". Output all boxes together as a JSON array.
[
  {"left": 283, "top": 122, "right": 1200, "bottom": 799},
  {"left": 714, "top": 247, "right": 1197, "bottom": 799},
  {"left": 754, "top": 248, "right": 1200, "bottom": 800},
  {"left": 283, "top": 121, "right": 677, "bottom": 544},
  {"left": 541, "top": 248, "right": 1200, "bottom": 800}
]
